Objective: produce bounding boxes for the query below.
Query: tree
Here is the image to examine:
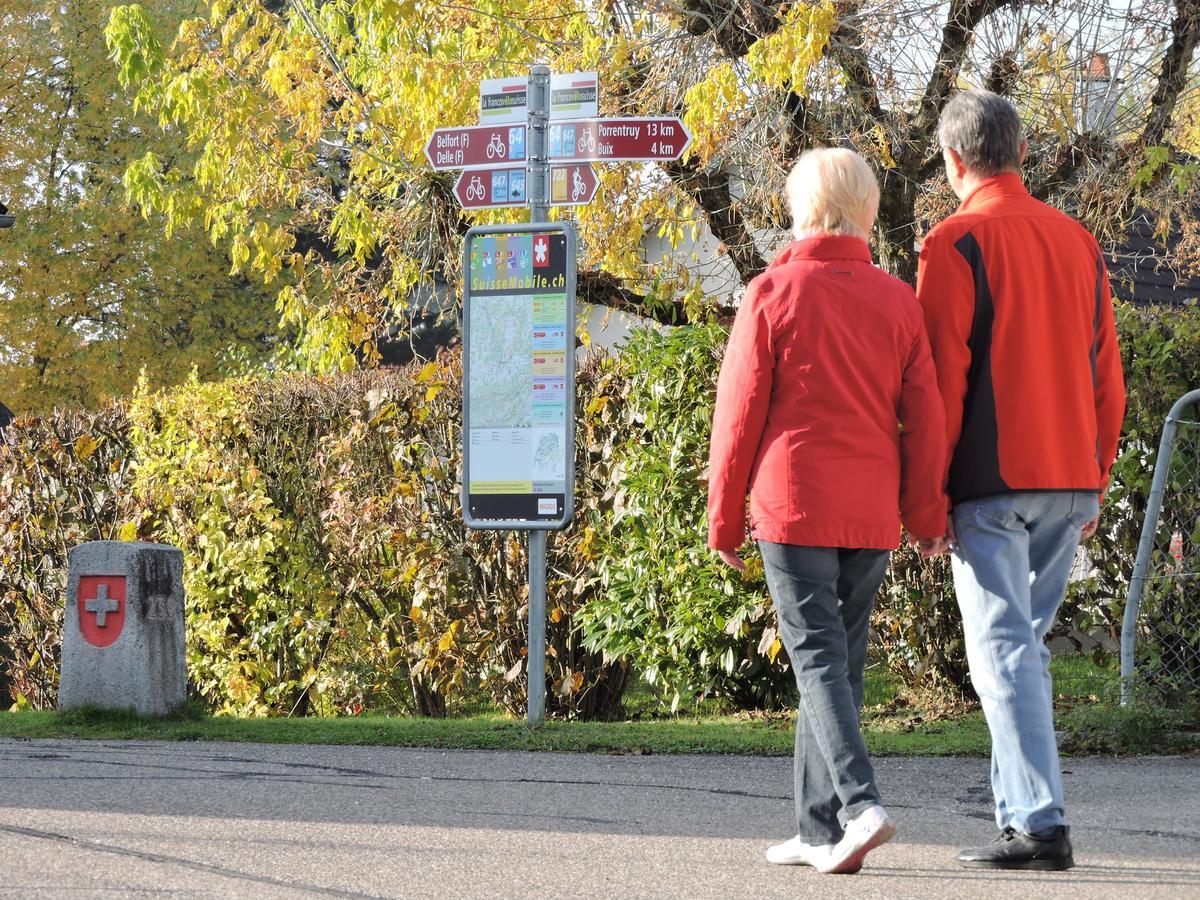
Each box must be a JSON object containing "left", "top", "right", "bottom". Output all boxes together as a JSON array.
[
  {"left": 104, "top": 1, "right": 1200, "bottom": 371},
  {"left": 0, "top": 0, "right": 280, "bottom": 414}
]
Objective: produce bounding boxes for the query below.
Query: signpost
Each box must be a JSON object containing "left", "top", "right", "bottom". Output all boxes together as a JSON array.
[{"left": 427, "top": 64, "right": 692, "bottom": 725}]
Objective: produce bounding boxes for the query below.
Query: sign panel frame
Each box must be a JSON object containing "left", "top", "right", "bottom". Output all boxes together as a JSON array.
[{"left": 462, "top": 221, "right": 577, "bottom": 531}]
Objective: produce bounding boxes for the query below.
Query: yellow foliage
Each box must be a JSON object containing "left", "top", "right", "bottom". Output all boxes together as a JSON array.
[
  {"left": 746, "top": 1, "right": 836, "bottom": 92},
  {"left": 684, "top": 64, "right": 744, "bottom": 166}
]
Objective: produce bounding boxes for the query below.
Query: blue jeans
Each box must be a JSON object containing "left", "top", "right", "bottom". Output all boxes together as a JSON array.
[
  {"left": 951, "top": 491, "right": 1099, "bottom": 834},
  {"left": 759, "top": 542, "right": 890, "bottom": 843}
]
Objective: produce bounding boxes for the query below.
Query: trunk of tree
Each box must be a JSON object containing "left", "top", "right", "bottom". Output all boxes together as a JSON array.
[
  {"left": 875, "top": 174, "right": 920, "bottom": 286},
  {"left": 410, "top": 678, "right": 446, "bottom": 718}
]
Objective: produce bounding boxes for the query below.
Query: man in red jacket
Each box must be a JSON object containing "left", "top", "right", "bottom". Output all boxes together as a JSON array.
[{"left": 918, "top": 90, "right": 1126, "bottom": 871}]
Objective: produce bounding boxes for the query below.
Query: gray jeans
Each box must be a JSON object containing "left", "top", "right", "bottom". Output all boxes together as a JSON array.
[{"left": 759, "top": 542, "right": 890, "bottom": 843}]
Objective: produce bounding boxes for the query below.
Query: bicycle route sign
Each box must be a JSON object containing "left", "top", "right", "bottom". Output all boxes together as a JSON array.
[
  {"left": 425, "top": 124, "right": 528, "bottom": 171},
  {"left": 547, "top": 117, "right": 691, "bottom": 163},
  {"left": 455, "top": 167, "right": 528, "bottom": 209},
  {"left": 549, "top": 163, "right": 598, "bottom": 207},
  {"left": 426, "top": 72, "right": 690, "bottom": 210}
]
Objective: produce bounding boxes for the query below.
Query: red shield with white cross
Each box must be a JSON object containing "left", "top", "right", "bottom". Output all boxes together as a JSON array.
[{"left": 78, "top": 575, "right": 126, "bottom": 648}]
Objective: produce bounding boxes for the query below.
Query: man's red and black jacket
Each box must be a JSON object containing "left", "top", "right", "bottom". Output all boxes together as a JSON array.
[{"left": 917, "top": 173, "right": 1126, "bottom": 506}]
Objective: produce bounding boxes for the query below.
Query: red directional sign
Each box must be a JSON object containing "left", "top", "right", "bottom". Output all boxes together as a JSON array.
[
  {"left": 550, "top": 164, "right": 599, "bottom": 206},
  {"left": 547, "top": 117, "right": 691, "bottom": 163},
  {"left": 425, "top": 124, "right": 528, "bottom": 171},
  {"left": 454, "top": 167, "right": 528, "bottom": 209}
]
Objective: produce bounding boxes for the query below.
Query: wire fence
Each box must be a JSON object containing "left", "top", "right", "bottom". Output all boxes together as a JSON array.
[{"left": 1121, "top": 389, "right": 1200, "bottom": 707}]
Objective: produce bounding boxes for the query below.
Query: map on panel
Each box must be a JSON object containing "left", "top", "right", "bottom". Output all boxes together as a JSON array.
[
  {"left": 532, "top": 432, "right": 565, "bottom": 481},
  {"left": 468, "top": 295, "right": 533, "bottom": 428}
]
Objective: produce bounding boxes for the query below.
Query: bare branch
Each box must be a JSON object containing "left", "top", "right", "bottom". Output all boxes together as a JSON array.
[
  {"left": 577, "top": 269, "right": 735, "bottom": 325},
  {"left": 675, "top": 0, "right": 785, "bottom": 58},
  {"left": 910, "top": 0, "right": 1020, "bottom": 145},
  {"left": 662, "top": 158, "right": 769, "bottom": 282},
  {"left": 827, "top": 18, "right": 887, "bottom": 123},
  {"left": 1139, "top": 0, "right": 1200, "bottom": 149}
]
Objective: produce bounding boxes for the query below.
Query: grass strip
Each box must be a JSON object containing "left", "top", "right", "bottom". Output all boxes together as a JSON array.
[{"left": 0, "top": 706, "right": 993, "bottom": 756}]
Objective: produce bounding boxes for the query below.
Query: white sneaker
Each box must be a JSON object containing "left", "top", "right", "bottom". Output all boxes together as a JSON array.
[
  {"left": 765, "top": 835, "right": 834, "bottom": 866},
  {"left": 818, "top": 805, "right": 896, "bottom": 874}
]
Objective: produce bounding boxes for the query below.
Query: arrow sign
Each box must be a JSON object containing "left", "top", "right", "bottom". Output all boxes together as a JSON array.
[
  {"left": 549, "top": 164, "right": 598, "bottom": 206},
  {"left": 454, "top": 167, "right": 527, "bottom": 209},
  {"left": 425, "top": 124, "right": 528, "bottom": 171},
  {"left": 547, "top": 117, "right": 691, "bottom": 163}
]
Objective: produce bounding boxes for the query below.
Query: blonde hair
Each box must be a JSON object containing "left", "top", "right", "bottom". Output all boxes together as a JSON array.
[{"left": 785, "top": 148, "right": 880, "bottom": 239}]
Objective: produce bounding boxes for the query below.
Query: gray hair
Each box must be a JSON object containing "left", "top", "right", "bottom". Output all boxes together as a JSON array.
[{"left": 937, "top": 90, "right": 1024, "bottom": 177}]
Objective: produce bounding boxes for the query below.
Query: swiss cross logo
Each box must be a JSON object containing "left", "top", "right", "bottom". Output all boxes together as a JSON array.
[
  {"left": 533, "top": 235, "right": 550, "bottom": 267},
  {"left": 78, "top": 575, "right": 126, "bottom": 648}
]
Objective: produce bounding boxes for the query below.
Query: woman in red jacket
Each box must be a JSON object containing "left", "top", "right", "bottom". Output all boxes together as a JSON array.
[{"left": 708, "top": 148, "right": 948, "bottom": 874}]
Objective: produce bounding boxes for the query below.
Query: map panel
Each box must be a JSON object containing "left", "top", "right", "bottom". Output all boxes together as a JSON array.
[{"left": 468, "top": 293, "right": 533, "bottom": 429}]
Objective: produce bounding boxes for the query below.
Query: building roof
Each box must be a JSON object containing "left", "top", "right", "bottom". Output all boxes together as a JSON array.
[{"left": 1104, "top": 208, "right": 1200, "bottom": 307}]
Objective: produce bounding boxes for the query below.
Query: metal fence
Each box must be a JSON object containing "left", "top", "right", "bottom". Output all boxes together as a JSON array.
[{"left": 1121, "top": 389, "right": 1200, "bottom": 705}]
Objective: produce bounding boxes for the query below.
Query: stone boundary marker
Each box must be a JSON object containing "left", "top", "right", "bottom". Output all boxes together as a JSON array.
[{"left": 60, "top": 541, "right": 186, "bottom": 716}]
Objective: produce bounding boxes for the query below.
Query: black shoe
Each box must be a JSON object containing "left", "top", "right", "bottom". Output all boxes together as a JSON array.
[{"left": 956, "top": 826, "right": 1075, "bottom": 871}]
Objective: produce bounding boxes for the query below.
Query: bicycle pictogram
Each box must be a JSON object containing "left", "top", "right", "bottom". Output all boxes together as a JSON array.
[
  {"left": 465, "top": 176, "right": 485, "bottom": 201},
  {"left": 571, "top": 169, "right": 588, "bottom": 201},
  {"left": 486, "top": 134, "right": 506, "bottom": 159},
  {"left": 577, "top": 128, "right": 597, "bottom": 153}
]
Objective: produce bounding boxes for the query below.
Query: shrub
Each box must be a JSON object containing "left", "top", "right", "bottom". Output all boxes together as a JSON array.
[
  {"left": 581, "top": 323, "right": 795, "bottom": 711},
  {"left": 0, "top": 355, "right": 630, "bottom": 720},
  {"left": 1060, "top": 303, "right": 1200, "bottom": 701},
  {"left": 0, "top": 406, "right": 136, "bottom": 709},
  {"left": 875, "top": 303, "right": 1200, "bottom": 696}
]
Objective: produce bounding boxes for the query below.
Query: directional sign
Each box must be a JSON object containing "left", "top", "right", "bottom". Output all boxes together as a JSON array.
[
  {"left": 425, "top": 124, "right": 527, "bottom": 171},
  {"left": 455, "top": 167, "right": 528, "bottom": 209},
  {"left": 547, "top": 117, "right": 691, "bottom": 163},
  {"left": 549, "top": 164, "right": 599, "bottom": 206}
]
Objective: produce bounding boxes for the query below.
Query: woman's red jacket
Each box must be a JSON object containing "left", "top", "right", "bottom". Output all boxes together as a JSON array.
[{"left": 707, "top": 235, "right": 948, "bottom": 552}]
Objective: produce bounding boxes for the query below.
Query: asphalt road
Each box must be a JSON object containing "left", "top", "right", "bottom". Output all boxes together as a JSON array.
[{"left": 0, "top": 739, "right": 1196, "bottom": 898}]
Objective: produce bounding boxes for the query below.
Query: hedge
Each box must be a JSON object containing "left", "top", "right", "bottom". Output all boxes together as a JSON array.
[{"left": 1, "top": 302, "right": 1197, "bottom": 715}]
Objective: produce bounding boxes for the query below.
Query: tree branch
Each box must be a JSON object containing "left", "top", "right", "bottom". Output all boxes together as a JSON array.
[
  {"left": 827, "top": 19, "right": 887, "bottom": 123},
  {"left": 1140, "top": 0, "right": 1200, "bottom": 150},
  {"left": 577, "top": 269, "right": 735, "bottom": 325},
  {"left": 677, "top": 0, "right": 783, "bottom": 58},
  {"left": 662, "top": 158, "right": 768, "bottom": 282},
  {"left": 910, "top": 0, "right": 1019, "bottom": 146}
]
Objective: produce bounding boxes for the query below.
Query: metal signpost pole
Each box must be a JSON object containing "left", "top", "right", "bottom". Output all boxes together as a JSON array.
[
  {"left": 441, "top": 67, "right": 682, "bottom": 729},
  {"left": 525, "top": 64, "right": 551, "bottom": 726}
]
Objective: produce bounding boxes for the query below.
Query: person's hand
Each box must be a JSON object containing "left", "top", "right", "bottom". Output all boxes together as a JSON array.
[
  {"left": 918, "top": 537, "right": 946, "bottom": 558},
  {"left": 717, "top": 549, "right": 745, "bottom": 571},
  {"left": 1081, "top": 514, "right": 1100, "bottom": 541},
  {"left": 907, "top": 534, "right": 947, "bottom": 558}
]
